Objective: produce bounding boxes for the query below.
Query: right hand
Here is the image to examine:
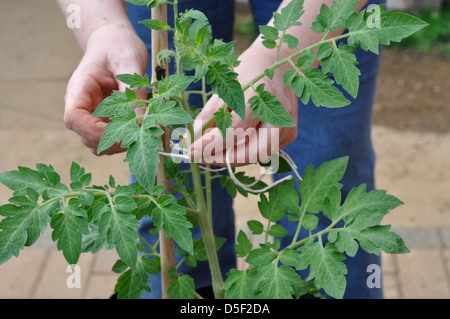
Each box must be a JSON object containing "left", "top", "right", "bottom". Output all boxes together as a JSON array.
[{"left": 63, "top": 22, "right": 148, "bottom": 155}]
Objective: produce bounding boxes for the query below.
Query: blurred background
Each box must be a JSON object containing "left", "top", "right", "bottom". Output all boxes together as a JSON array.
[{"left": 0, "top": 0, "right": 449, "bottom": 299}]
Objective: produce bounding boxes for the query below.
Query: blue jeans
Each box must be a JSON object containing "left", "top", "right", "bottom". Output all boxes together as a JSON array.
[{"left": 127, "top": 0, "right": 386, "bottom": 299}]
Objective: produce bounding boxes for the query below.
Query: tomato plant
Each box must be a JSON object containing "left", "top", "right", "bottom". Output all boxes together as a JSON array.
[{"left": 0, "top": 0, "right": 427, "bottom": 299}]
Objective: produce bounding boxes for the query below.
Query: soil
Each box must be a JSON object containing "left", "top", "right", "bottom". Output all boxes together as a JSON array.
[{"left": 374, "top": 48, "right": 450, "bottom": 134}]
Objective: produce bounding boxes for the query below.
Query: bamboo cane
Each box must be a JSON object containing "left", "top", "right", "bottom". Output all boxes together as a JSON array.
[{"left": 151, "top": 3, "right": 176, "bottom": 299}]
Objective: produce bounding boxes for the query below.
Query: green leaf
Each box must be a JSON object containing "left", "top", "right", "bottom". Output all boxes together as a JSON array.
[
  {"left": 0, "top": 166, "right": 51, "bottom": 196},
  {"left": 268, "top": 224, "right": 288, "bottom": 237},
  {"left": 206, "top": 40, "right": 236, "bottom": 61},
  {"left": 273, "top": 0, "right": 305, "bottom": 31},
  {"left": 0, "top": 202, "right": 51, "bottom": 264},
  {"left": 213, "top": 107, "right": 233, "bottom": 140},
  {"left": 299, "top": 156, "right": 347, "bottom": 214},
  {"left": 152, "top": 195, "right": 193, "bottom": 254},
  {"left": 114, "top": 73, "right": 151, "bottom": 90},
  {"left": 97, "top": 108, "right": 141, "bottom": 154},
  {"left": 333, "top": 184, "right": 404, "bottom": 227},
  {"left": 206, "top": 62, "right": 246, "bottom": 120},
  {"left": 125, "top": 128, "right": 162, "bottom": 194},
  {"left": 268, "top": 179, "right": 301, "bottom": 215},
  {"left": 146, "top": 97, "right": 193, "bottom": 127},
  {"left": 139, "top": 19, "right": 172, "bottom": 31},
  {"left": 289, "top": 68, "right": 350, "bottom": 108},
  {"left": 258, "top": 192, "right": 286, "bottom": 223},
  {"left": 99, "top": 206, "right": 140, "bottom": 269},
  {"left": 234, "top": 230, "right": 252, "bottom": 257},
  {"left": 166, "top": 274, "right": 195, "bottom": 299},
  {"left": 225, "top": 268, "right": 256, "bottom": 299},
  {"left": 356, "top": 225, "right": 410, "bottom": 255},
  {"left": 321, "top": 43, "right": 360, "bottom": 98},
  {"left": 125, "top": 0, "right": 165, "bottom": 8},
  {"left": 279, "top": 248, "right": 301, "bottom": 268},
  {"left": 92, "top": 89, "right": 137, "bottom": 117},
  {"left": 297, "top": 239, "right": 347, "bottom": 299},
  {"left": 157, "top": 74, "right": 195, "bottom": 99},
  {"left": 247, "top": 220, "right": 264, "bottom": 235},
  {"left": 248, "top": 83, "right": 295, "bottom": 128},
  {"left": 114, "top": 259, "right": 149, "bottom": 299},
  {"left": 253, "top": 263, "right": 304, "bottom": 299},
  {"left": 260, "top": 25, "right": 278, "bottom": 39},
  {"left": 246, "top": 245, "right": 277, "bottom": 266},
  {"left": 347, "top": 8, "right": 429, "bottom": 54},
  {"left": 51, "top": 205, "right": 89, "bottom": 265}
]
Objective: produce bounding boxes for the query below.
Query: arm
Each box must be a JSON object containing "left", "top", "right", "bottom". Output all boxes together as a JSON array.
[
  {"left": 190, "top": 0, "right": 368, "bottom": 166},
  {"left": 57, "top": 0, "right": 148, "bottom": 155}
]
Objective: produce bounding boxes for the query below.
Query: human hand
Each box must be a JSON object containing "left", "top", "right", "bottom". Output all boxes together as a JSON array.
[
  {"left": 190, "top": 43, "right": 298, "bottom": 167},
  {"left": 63, "top": 22, "right": 148, "bottom": 155}
]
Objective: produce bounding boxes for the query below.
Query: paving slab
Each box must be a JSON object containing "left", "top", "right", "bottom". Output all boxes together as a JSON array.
[{"left": 396, "top": 248, "right": 450, "bottom": 298}]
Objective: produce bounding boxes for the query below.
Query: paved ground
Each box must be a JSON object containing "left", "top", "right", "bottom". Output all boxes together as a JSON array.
[{"left": 0, "top": 1, "right": 449, "bottom": 299}]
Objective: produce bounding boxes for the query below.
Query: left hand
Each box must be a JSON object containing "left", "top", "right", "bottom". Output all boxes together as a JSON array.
[{"left": 189, "top": 42, "right": 298, "bottom": 167}]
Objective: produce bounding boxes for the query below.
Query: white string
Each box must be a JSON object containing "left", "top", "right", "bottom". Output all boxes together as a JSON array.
[
  {"left": 279, "top": 150, "right": 303, "bottom": 181},
  {"left": 157, "top": 147, "right": 302, "bottom": 194},
  {"left": 225, "top": 148, "right": 294, "bottom": 194}
]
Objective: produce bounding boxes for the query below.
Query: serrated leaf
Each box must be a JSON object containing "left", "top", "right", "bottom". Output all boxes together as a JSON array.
[
  {"left": 247, "top": 220, "right": 264, "bottom": 235},
  {"left": 273, "top": 0, "right": 305, "bottom": 31},
  {"left": 99, "top": 207, "right": 140, "bottom": 269},
  {"left": 157, "top": 74, "right": 195, "bottom": 99},
  {"left": 139, "top": 19, "right": 171, "bottom": 31},
  {"left": 258, "top": 193, "right": 285, "bottom": 222},
  {"left": 114, "top": 73, "right": 151, "bottom": 90},
  {"left": 92, "top": 89, "right": 137, "bottom": 117},
  {"left": 268, "top": 179, "right": 301, "bottom": 215},
  {"left": 334, "top": 184, "right": 404, "bottom": 227},
  {"left": 0, "top": 202, "right": 51, "bottom": 264},
  {"left": 234, "top": 230, "right": 252, "bottom": 257},
  {"left": 299, "top": 156, "right": 347, "bottom": 214},
  {"left": 268, "top": 224, "right": 287, "bottom": 237},
  {"left": 225, "top": 268, "right": 256, "bottom": 299},
  {"left": 292, "top": 68, "right": 350, "bottom": 108},
  {"left": 152, "top": 195, "right": 193, "bottom": 254},
  {"left": 321, "top": 43, "right": 360, "bottom": 98},
  {"left": 248, "top": 83, "right": 295, "bottom": 128},
  {"left": 125, "top": 0, "right": 165, "bottom": 8},
  {"left": 97, "top": 108, "right": 141, "bottom": 154},
  {"left": 347, "top": 8, "right": 429, "bottom": 54},
  {"left": 51, "top": 205, "right": 89, "bottom": 265},
  {"left": 146, "top": 97, "right": 193, "bottom": 127},
  {"left": 254, "top": 263, "right": 304, "bottom": 299},
  {"left": 260, "top": 25, "right": 278, "bottom": 41},
  {"left": 246, "top": 246, "right": 276, "bottom": 266},
  {"left": 206, "top": 62, "right": 245, "bottom": 120},
  {"left": 114, "top": 260, "right": 149, "bottom": 299},
  {"left": 297, "top": 239, "right": 347, "bottom": 299},
  {"left": 125, "top": 128, "right": 162, "bottom": 194},
  {"left": 206, "top": 40, "right": 235, "bottom": 60},
  {"left": 166, "top": 274, "right": 195, "bottom": 299},
  {"left": 0, "top": 166, "right": 51, "bottom": 196},
  {"left": 213, "top": 107, "right": 233, "bottom": 140}
]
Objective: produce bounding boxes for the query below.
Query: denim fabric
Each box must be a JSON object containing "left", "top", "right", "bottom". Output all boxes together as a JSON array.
[{"left": 127, "top": 0, "right": 386, "bottom": 299}]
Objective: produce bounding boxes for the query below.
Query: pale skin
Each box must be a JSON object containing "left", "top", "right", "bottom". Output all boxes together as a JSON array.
[{"left": 58, "top": 0, "right": 368, "bottom": 163}]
